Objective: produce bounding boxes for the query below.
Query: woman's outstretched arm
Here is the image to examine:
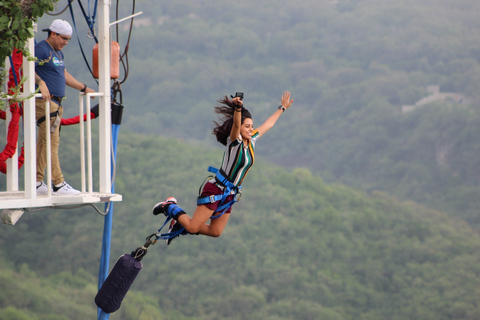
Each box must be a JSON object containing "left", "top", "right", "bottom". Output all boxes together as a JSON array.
[{"left": 256, "top": 91, "right": 294, "bottom": 138}]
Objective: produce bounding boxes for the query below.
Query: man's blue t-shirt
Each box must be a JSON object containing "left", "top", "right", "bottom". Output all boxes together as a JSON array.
[{"left": 35, "top": 40, "right": 66, "bottom": 98}]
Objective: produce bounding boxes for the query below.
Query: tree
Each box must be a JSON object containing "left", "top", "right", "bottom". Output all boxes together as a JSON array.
[{"left": 0, "top": 0, "right": 56, "bottom": 106}]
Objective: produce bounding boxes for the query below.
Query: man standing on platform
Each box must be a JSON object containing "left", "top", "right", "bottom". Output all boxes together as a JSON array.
[{"left": 34, "top": 19, "right": 95, "bottom": 195}]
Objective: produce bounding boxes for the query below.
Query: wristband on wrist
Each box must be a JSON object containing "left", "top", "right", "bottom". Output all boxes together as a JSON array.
[
  {"left": 80, "top": 84, "right": 87, "bottom": 93},
  {"left": 278, "top": 105, "right": 286, "bottom": 112}
]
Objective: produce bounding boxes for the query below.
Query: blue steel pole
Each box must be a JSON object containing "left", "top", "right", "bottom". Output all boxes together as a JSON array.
[{"left": 97, "top": 123, "right": 120, "bottom": 320}]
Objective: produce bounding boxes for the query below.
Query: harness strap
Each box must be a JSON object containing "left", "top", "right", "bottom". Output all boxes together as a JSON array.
[
  {"left": 153, "top": 216, "right": 187, "bottom": 241},
  {"left": 36, "top": 110, "right": 59, "bottom": 126},
  {"left": 197, "top": 166, "right": 242, "bottom": 219},
  {"left": 197, "top": 194, "right": 223, "bottom": 205}
]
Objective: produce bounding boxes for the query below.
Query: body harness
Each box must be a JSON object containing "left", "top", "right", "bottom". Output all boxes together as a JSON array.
[
  {"left": 153, "top": 166, "right": 243, "bottom": 241},
  {"left": 36, "top": 97, "right": 61, "bottom": 133}
]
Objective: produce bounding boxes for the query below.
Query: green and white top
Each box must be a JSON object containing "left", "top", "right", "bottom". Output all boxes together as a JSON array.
[{"left": 219, "top": 129, "right": 260, "bottom": 187}]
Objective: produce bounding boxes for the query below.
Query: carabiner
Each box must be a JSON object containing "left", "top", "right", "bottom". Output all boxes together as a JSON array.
[{"left": 87, "top": 29, "right": 96, "bottom": 39}]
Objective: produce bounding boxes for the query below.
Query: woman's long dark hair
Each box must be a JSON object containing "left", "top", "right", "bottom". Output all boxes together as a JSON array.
[{"left": 213, "top": 96, "right": 252, "bottom": 146}]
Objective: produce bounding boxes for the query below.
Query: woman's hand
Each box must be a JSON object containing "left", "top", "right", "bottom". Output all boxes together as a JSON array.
[
  {"left": 232, "top": 96, "right": 243, "bottom": 106},
  {"left": 280, "top": 91, "right": 294, "bottom": 110}
]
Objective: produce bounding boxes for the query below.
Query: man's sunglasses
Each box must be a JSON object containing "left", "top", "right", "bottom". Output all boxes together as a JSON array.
[{"left": 55, "top": 33, "right": 71, "bottom": 42}]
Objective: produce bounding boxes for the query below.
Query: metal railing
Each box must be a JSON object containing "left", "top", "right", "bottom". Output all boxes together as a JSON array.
[{"left": 79, "top": 92, "right": 104, "bottom": 193}]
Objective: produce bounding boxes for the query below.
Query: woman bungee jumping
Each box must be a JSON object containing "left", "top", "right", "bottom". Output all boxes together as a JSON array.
[{"left": 153, "top": 91, "right": 294, "bottom": 245}]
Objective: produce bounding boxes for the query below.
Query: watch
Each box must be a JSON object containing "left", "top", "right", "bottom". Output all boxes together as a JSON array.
[{"left": 278, "top": 105, "right": 286, "bottom": 112}]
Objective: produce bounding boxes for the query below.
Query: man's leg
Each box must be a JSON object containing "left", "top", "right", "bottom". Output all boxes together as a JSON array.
[
  {"left": 35, "top": 100, "right": 63, "bottom": 184},
  {"left": 51, "top": 104, "right": 64, "bottom": 186},
  {"left": 35, "top": 99, "right": 47, "bottom": 182}
]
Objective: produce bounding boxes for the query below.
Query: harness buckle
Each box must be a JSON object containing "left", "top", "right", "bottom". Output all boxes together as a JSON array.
[
  {"left": 209, "top": 195, "right": 216, "bottom": 203},
  {"left": 234, "top": 188, "right": 242, "bottom": 202}
]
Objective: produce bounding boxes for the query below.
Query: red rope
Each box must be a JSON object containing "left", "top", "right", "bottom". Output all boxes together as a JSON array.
[
  {"left": 0, "top": 50, "right": 97, "bottom": 174},
  {"left": 61, "top": 111, "right": 98, "bottom": 126},
  {"left": 0, "top": 49, "right": 25, "bottom": 174}
]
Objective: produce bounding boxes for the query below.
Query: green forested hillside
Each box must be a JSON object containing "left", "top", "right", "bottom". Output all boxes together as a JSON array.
[
  {"left": 32, "top": 0, "right": 480, "bottom": 229},
  {"left": 2, "top": 0, "right": 480, "bottom": 318},
  {"left": 1, "top": 130, "right": 480, "bottom": 319}
]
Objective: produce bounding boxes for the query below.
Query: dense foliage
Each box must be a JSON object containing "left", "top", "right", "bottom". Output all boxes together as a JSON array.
[
  {"left": 0, "top": 0, "right": 56, "bottom": 91},
  {"left": 1, "top": 130, "right": 480, "bottom": 319}
]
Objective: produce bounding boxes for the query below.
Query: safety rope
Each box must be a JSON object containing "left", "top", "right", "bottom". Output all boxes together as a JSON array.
[
  {"left": 114, "top": 0, "right": 136, "bottom": 84},
  {"left": 68, "top": 0, "right": 98, "bottom": 83},
  {"left": 62, "top": 0, "right": 137, "bottom": 85},
  {"left": 1, "top": 51, "right": 25, "bottom": 174},
  {"left": 77, "top": 0, "right": 98, "bottom": 41},
  {"left": 9, "top": 55, "right": 18, "bottom": 86}
]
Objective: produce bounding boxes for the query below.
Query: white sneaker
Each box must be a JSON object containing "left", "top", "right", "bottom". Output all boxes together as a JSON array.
[
  {"left": 36, "top": 181, "right": 48, "bottom": 195},
  {"left": 53, "top": 181, "right": 81, "bottom": 195}
]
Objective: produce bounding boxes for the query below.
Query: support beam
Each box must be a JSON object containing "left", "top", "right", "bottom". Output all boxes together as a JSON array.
[
  {"left": 98, "top": 0, "right": 112, "bottom": 193},
  {"left": 23, "top": 35, "right": 37, "bottom": 199},
  {"left": 1, "top": 209, "right": 24, "bottom": 225}
]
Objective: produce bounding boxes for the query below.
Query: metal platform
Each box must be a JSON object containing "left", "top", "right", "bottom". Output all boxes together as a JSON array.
[{"left": 0, "top": 191, "right": 122, "bottom": 210}]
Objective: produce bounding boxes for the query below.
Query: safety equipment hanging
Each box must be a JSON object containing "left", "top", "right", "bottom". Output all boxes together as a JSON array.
[
  {"left": 93, "top": 41, "right": 120, "bottom": 79},
  {"left": 95, "top": 231, "right": 157, "bottom": 314}
]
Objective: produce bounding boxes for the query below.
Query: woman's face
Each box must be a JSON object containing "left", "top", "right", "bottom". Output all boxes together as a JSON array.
[{"left": 240, "top": 118, "right": 254, "bottom": 140}]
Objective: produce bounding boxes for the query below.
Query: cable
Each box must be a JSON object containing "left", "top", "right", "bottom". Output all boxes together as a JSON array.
[
  {"left": 68, "top": 0, "right": 98, "bottom": 83},
  {"left": 47, "top": 0, "right": 75, "bottom": 16},
  {"left": 115, "top": 0, "right": 136, "bottom": 84}
]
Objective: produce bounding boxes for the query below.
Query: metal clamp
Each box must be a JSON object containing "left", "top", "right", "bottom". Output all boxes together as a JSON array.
[{"left": 235, "top": 188, "right": 243, "bottom": 202}]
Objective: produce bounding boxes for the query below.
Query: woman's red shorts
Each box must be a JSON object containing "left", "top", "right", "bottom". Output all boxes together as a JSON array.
[{"left": 199, "top": 182, "right": 235, "bottom": 214}]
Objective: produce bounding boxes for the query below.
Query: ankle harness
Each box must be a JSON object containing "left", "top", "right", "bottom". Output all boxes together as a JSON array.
[{"left": 153, "top": 217, "right": 187, "bottom": 242}]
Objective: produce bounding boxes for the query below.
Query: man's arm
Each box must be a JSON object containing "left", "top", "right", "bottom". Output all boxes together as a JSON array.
[
  {"left": 35, "top": 73, "right": 50, "bottom": 101},
  {"left": 65, "top": 70, "right": 95, "bottom": 95}
]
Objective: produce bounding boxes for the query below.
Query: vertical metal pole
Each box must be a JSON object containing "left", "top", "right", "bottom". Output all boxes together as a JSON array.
[
  {"left": 79, "top": 94, "right": 86, "bottom": 192},
  {"left": 97, "top": 0, "right": 112, "bottom": 319},
  {"left": 4, "top": 57, "right": 18, "bottom": 191},
  {"left": 5, "top": 101, "right": 18, "bottom": 191},
  {"left": 45, "top": 100, "right": 52, "bottom": 196},
  {"left": 23, "top": 35, "right": 37, "bottom": 199},
  {"left": 86, "top": 94, "right": 93, "bottom": 193},
  {"left": 98, "top": 0, "right": 111, "bottom": 193}
]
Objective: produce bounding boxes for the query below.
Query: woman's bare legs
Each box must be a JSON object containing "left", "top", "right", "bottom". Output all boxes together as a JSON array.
[{"left": 177, "top": 205, "right": 230, "bottom": 237}]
